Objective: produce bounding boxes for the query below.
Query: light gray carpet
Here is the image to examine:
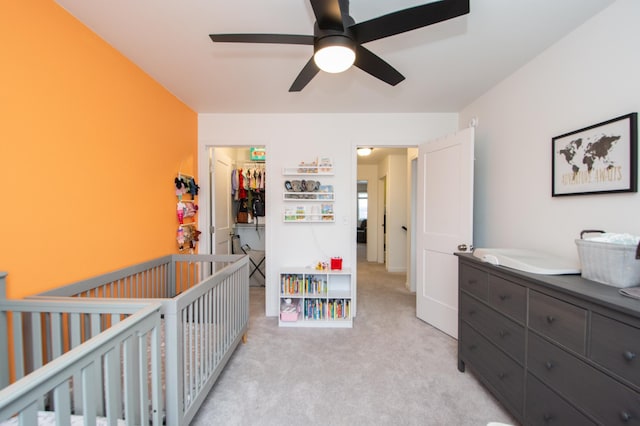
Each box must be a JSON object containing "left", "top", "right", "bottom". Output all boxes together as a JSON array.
[{"left": 192, "top": 247, "right": 517, "bottom": 426}]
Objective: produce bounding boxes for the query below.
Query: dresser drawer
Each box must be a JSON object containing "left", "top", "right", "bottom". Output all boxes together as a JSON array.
[
  {"left": 460, "top": 292, "right": 524, "bottom": 363},
  {"left": 460, "top": 264, "right": 488, "bottom": 300},
  {"left": 529, "top": 290, "right": 587, "bottom": 355},
  {"left": 488, "top": 275, "right": 526, "bottom": 323},
  {"left": 591, "top": 313, "right": 640, "bottom": 389},
  {"left": 460, "top": 322, "right": 524, "bottom": 415},
  {"left": 526, "top": 373, "right": 596, "bottom": 426},
  {"left": 528, "top": 332, "right": 640, "bottom": 425}
]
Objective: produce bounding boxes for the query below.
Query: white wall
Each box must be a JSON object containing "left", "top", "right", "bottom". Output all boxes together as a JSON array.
[
  {"left": 383, "top": 154, "right": 409, "bottom": 273},
  {"left": 198, "top": 113, "right": 458, "bottom": 316},
  {"left": 460, "top": 0, "right": 640, "bottom": 262},
  {"left": 407, "top": 148, "right": 418, "bottom": 292},
  {"left": 357, "top": 164, "right": 378, "bottom": 262}
]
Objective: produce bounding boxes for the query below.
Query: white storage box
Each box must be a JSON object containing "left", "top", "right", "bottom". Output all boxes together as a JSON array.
[{"left": 575, "top": 235, "right": 640, "bottom": 288}]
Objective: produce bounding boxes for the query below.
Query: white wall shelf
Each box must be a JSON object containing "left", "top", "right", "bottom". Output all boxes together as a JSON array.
[
  {"left": 283, "top": 203, "right": 334, "bottom": 223},
  {"left": 283, "top": 161, "right": 334, "bottom": 224},
  {"left": 282, "top": 166, "right": 333, "bottom": 176},
  {"left": 283, "top": 192, "right": 334, "bottom": 201},
  {"left": 283, "top": 214, "right": 335, "bottom": 223}
]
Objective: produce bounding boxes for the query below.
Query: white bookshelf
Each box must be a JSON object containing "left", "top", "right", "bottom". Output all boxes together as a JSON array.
[{"left": 279, "top": 268, "right": 353, "bottom": 328}]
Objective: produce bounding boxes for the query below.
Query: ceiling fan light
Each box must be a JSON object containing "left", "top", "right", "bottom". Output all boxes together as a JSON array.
[
  {"left": 357, "top": 147, "right": 373, "bottom": 156},
  {"left": 314, "top": 36, "right": 355, "bottom": 73}
]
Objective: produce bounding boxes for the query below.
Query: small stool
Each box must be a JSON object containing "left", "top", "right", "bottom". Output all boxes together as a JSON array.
[{"left": 241, "top": 243, "right": 265, "bottom": 281}]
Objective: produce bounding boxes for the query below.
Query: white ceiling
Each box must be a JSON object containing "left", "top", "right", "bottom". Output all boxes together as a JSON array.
[{"left": 55, "top": 0, "right": 614, "bottom": 114}]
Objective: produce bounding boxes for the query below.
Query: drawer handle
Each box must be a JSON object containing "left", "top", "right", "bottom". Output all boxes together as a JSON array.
[
  {"left": 623, "top": 351, "right": 637, "bottom": 362},
  {"left": 620, "top": 411, "right": 632, "bottom": 422},
  {"left": 546, "top": 315, "right": 555, "bottom": 324},
  {"left": 469, "top": 344, "right": 477, "bottom": 351},
  {"left": 498, "top": 372, "right": 508, "bottom": 380},
  {"left": 498, "top": 294, "right": 510, "bottom": 301},
  {"left": 543, "top": 413, "right": 554, "bottom": 423},
  {"left": 545, "top": 361, "right": 554, "bottom": 370},
  {"left": 468, "top": 279, "right": 477, "bottom": 285},
  {"left": 468, "top": 309, "right": 476, "bottom": 316},
  {"left": 499, "top": 330, "right": 509, "bottom": 338}
]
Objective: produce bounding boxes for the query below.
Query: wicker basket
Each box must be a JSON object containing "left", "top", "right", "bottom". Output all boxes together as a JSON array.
[{"left": 575, "top": 231, "right": 640, "bottom": 288}]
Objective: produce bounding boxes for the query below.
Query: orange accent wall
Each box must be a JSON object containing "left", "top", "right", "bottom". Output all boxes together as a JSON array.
[{"left": 0, "top": 0, "right": 197, "bottom": 298}]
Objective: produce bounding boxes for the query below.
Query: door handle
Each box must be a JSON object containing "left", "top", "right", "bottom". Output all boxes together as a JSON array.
[{"left": 457, "top": 244, "right": 469, "bottom": 252}]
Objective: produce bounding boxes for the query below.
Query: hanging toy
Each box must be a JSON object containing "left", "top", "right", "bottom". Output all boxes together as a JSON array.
[
  {"left": 188, "top": 177, "right": 200, "bottom": 196},
  {"left": 176, "top": 227, "right": 185, "bottom": 250},
  {"left": 175, "top": 177, "right": 184, "bottom": 199},
  {"left": 177, "top": 201, "right": 186, "bottom": 224},
  {"left": 184, "top": 202, "right": 198, "bottom": 218}
]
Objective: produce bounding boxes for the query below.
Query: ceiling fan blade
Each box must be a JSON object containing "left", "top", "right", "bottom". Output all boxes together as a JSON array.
[
  {"left": 351, "top": 0, "right": 469, "bottom": 44},
  {"left": 289, "top": 57, "right": 320, "bottom": 92},
  {"left": 353, "top": 45, "right": 405, "bottom": 87},
  {"left": 209, "top": 34, "right": 314, "bottom": 45},
  {"left": 310, "top": 0, "right": 345, "bottom": 31}
]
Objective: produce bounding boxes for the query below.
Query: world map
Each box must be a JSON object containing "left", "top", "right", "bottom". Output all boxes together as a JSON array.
[{"left": 557, "top": 134, "right": 621, "bottom": 173}]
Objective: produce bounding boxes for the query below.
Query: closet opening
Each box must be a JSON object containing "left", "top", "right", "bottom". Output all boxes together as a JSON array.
[{"left": 209, "top": 146, "right": 266, "bottom": 287}]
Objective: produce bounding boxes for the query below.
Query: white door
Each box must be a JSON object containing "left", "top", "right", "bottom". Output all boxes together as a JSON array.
[
  {"left": 210, "top": 149, "right": 233, "bottom": 255},
  {"left": 416, "top": 128, "right": 474, "bottom": 338}
]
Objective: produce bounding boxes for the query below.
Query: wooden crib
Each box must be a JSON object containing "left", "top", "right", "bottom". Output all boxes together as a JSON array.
[
  {"left": 0, "top": 271, "right": 164, "bottom": 425},
  {"left": 31, "top": 254, "right": 250, "bottom": 426}
]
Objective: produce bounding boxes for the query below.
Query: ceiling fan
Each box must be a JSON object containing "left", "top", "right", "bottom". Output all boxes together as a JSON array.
[{"left": 209, "top": 0, "right": 470, "bottom": 92}]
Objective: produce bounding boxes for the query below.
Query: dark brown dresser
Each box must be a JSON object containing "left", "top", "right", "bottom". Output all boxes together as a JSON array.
[{"left": 457, "top": 253, "right": 640, "bottom": 425}]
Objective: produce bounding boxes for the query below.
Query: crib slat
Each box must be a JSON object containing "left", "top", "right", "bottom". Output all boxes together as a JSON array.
[
  {"left": 89, "top": 313, "right": 105, "bottom": 416},
  {"left": 17, "top": 402, "right": 37, "bottom": 426},
  {"left": 54, "top": 380, "right": 72, "bottom": 426},
  {"left": 90, "top": 313, "right": 101, "bottom": 337},
  {"left": 69, "top": 313, "right": 83, "bottom": 415},
  {"left": 138, "top": 332, "right": 150, "bottom": 426},
  {"left": 12, "top": 312, "right": 25, "bottom": 380},
  {"left": 50, "top": 312, "right": 63, "bottom": 359},
  {"left": 70, "top": 313, "right": 81, "bottom": 348},
  {"left": 82, "top": 361, "right": 98, "bottom": 425},
  {"left": 195, "top": 297, "right": 201, "bottom": 394},
  {"left": 29, "top": 312, "right": 43, "bottom": 371},
  {"left": 182, "top": 308, "right": 188, "bottom": 408},
  {"left": 149, "top": 323, "right": 163, "bottom": 426},
  {"left": 130, "top": 336, "right": 142, "bottom": 423},
  {"left": 29, "top": 312, "right": 45, "bottom": 411},
  {"left": 205, "top": 290, "right": 211, "bottom": 376},
  {"left": 189, "top": 302, "right": 195, "bottom": 402},
  {"left": 104, "top": 347, "right": 121, "bottom": 424},
  {"left": 122, "top": 335, "right": 139, "bottom": 424},
  {"left": 0, "top": 308, "right": 9, "bottom": 388},
  {"left": 215, "top": 283, "right": 220, "bottom": 364}
]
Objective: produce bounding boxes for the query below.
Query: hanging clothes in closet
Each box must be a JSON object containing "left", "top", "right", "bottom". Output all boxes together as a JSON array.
[{"left": 231, "top": 164, "right": 265, "bottom": 200}]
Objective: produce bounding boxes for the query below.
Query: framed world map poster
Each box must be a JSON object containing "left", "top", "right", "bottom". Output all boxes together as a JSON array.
[{"left": 552, "top": 112, "right": 637, "bottom": 196}]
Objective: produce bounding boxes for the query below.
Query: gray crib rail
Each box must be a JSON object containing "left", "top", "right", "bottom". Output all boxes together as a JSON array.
[
  {"left": 0, "top": 282, "right": 163, "bottom": 425},
  {"left": 30, "top": 254, "right": 250, "bottom": 426}
]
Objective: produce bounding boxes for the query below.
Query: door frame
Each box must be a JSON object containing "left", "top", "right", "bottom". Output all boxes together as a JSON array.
[{"left": 198, "top": 143, "right": 272, "bottom": 314}]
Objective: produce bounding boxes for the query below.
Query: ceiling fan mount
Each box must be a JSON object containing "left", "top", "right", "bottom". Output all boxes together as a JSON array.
[{"left": 209, "top": 0, "right": 470, "bottom": 92}]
